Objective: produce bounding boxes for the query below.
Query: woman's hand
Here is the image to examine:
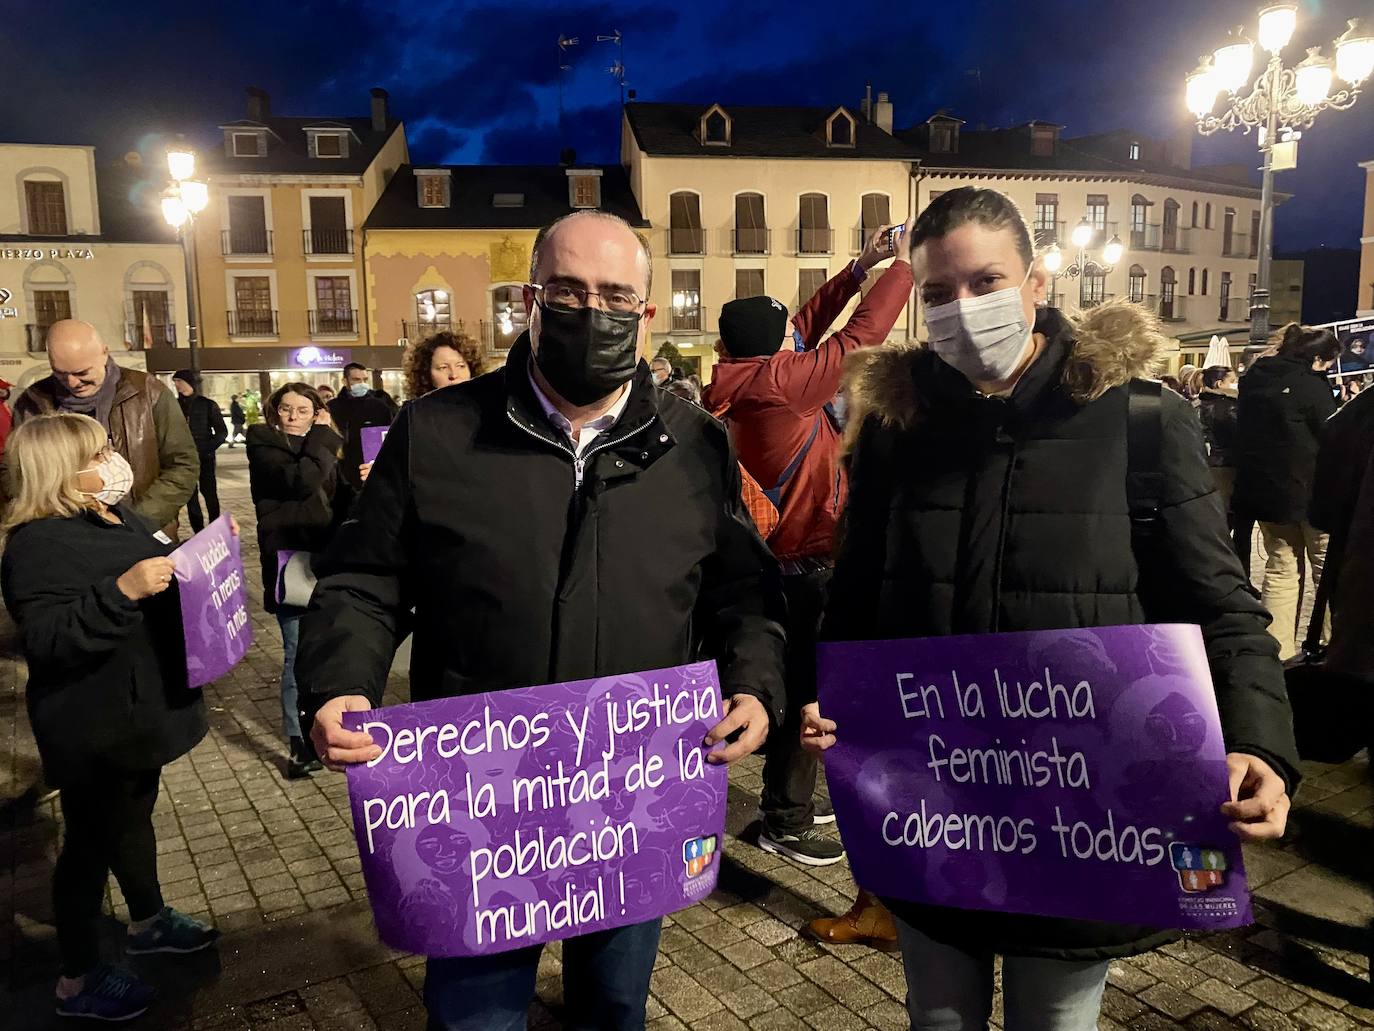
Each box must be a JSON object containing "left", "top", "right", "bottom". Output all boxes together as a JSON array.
[
  {"left": 1221, "top": 753, "right": 1291, "bottom": 841},
  {"left": 800, "top": 702, "right": 838, "bottom": 754},
  {"left": 314, "top": 408, "right": 333, "bottom": 428},
  {"left": 359, "top": 462, "right": 373, "bottom": 483},
  {"left": 117, "top": 557, "right": 178, "bottom": 601},
  {"left": 859, "top": 224, "right": 897, "bottom": 272},
  {"left": 228, "top": 515, "right": 240, "bottom": 538}
]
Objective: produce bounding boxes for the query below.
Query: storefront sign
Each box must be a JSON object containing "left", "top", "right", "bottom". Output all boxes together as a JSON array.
[
  {"left": 344, "top": 662, "right": 727, "bottom": 956},
  {"left": 291, "top": 346, "right": 352, "bottom": 370},
  {"left": 817, "top": 624, "right": 1252, "bottom": 932},
  {"left": 0, "top": 247, "right": 95, "bottom": 261}
]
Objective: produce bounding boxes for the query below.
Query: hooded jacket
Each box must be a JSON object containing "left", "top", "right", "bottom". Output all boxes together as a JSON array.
[
  {"left": 701, "top": 261, "right": 913, "bottom": 562},
  {"left": 1232, "top": 353, "right": 1338, "bottom": 524},
  {"left": 826, "top": 300, "right": 1299, "bottom": 961},
  {"left": 295, "top": 336, "right": 786, "bottom": 726},
  {"left": 1197, "top": 387, "right": 1238, "bottom": 468}
]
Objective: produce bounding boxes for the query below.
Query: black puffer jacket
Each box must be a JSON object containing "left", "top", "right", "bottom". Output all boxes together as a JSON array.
[
  {"left": 1, "top": 506, "right": 207, "bottom": 786},
  {"left": 1233, "top": 354, "right": 1337, "bottom": 523},
  {"left": 1197, "top": 387, "right": 1238, "bottom": 468},
  {"left": 297, "top": 335, "right": 786, "bottom": 723},
  {"left": 828, "top": 301, "right": 1299, "bottom": 961},
  {"left": 246, "top": 424, "right": 343, "bottom": 613}
]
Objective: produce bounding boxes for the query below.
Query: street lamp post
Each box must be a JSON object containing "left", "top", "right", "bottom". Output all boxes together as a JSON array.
[
  {"left": 162, "top": 147, "right": 209, "bottom": 375},
  {"left": 1186, "top": 7, "right": 1374, "bottom": 352},
  {"left": 1041, "top": 217, "right": 1124, "bottom": 309}
]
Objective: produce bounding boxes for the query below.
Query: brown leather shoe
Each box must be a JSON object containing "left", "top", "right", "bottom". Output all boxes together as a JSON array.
[{"left": 805, "top": 891, "right": 898, "bottom": 951}]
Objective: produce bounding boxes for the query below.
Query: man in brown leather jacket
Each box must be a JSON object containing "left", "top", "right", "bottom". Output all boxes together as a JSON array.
[{"left": 13, "top": 321, "right": 199, "bottom": 533}]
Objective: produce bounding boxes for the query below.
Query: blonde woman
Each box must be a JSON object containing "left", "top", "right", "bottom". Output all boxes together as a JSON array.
[{"left": 1, "top": 414, "right": 219, "bottom": 1022}]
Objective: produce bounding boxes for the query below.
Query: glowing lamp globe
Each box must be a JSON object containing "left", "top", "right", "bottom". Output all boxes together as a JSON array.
[
  {"left": 1295, "top": 48, "right": 1334, "bottom": 106},
  {"left": 1336, "top": 19, "right": 1374, "bottom": 84},
  {"left": 1212, "top": 29, "right": 1255, "bottom": 93},
  {"left": 1257, "top": 4, "right": 1297, "bottom": 54}
]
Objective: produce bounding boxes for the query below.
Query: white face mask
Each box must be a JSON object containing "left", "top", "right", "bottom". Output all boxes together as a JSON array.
[
  {"left": 925, "top": 267, "right": 1035, "bottom": 385},
  {"left": 79, "top": 450, "right": 134, "bottom": 506}
]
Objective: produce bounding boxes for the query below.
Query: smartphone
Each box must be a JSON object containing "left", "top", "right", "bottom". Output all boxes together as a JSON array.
[{"left": 888, "top": 225, "right": 905, "bottom": 255}]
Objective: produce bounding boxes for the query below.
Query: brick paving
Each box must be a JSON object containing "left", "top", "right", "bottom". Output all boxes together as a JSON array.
[{"left": 1, "top": 448, "right": 1370, "bottom": 1030}]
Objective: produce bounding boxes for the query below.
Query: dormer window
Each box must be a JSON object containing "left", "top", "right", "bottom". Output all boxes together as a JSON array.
[
  {"left": 826, "top": 108, "right": 856, "bottom": 148},
  {"left": 567, "top": 169, "right": 602, "bottom": 209},
  {"left": 231, "top": 132, "right": 262, "bottom": 157},
  {"left": 1129, "top": 140, "right": 1141, "bottom": 161},
  {"left": 925, "top": 114, "right": 963, "bottom": 154},
  {"left": 1029, "top": 123, "right": 1059, "bottom": 157},
  {"left": 312, "top": 132, "right": 346, "bottom": 158},
  {"left": 416, "top": 169, "right": 451, "bottom": 209},
  {"left": 699, "top": 104, "right": 731, "bottom": 146}
]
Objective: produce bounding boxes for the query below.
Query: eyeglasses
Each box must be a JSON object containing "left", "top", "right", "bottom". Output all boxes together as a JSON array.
[
  {"left": 529, "top": 282, "right": 646, "bottom": 315},
  {"left": 278, "top": 405, "right": 315, "bottom": 418}
]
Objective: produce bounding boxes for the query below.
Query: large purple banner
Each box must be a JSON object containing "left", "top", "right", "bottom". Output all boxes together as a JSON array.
[
  {"left": 171, "top": 515, "right": 253, "bottom": 689},
  {"left": 817, "top": 624, "right": 1251, "bottom": 931},
  {"left": 343, "top": 663, "right": 727, "bottom": 957}
]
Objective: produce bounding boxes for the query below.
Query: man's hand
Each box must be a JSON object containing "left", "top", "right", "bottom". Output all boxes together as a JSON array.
[
  {"left": 799, "top": 702, "right": 837, "bottom": 755},
  {"left": 359, "top": 461, "right": 373, "bottom": 484},
  {"left": 1221, "top": 752, "right": 1291, "bottom": 841},
  {"left": 312, "top": 694, "right": 382, "bottom": 772},
  {"left": 858, "top": 224, "right": 897, "bottom": 272},
  {"left": 704, "top": 694, "right": 770, "bottom": 764}
]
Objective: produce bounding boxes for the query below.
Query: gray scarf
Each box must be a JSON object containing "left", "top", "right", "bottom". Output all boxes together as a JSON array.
[{"left": 58, "top": 356, "right": 121, "bottom": 429}]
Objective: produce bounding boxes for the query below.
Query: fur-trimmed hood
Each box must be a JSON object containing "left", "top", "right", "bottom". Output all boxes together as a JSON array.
[{"left": 843, "top": 298, "right": 1170, "bottom": 433}]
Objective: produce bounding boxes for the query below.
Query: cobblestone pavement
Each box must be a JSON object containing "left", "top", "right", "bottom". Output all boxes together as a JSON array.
[{"left": 2, "top": 449, "right": 1370, "bottom": 1030}]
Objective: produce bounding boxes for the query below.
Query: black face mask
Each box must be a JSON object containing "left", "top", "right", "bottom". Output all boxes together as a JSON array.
[{"left": 532, "top": 300, "right": 641, "bottom": 406}]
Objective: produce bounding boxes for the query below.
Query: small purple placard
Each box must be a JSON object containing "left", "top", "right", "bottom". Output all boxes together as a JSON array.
[
  {"left": 343, "top": 663, "right": 727, "bottom": 956},
  {"left": 171, "top": 514, "right": 252, "bottom": 688},
  {"left": 817, "top": 624, "right": 1252, "bottom": 931},
  {"left": 361, "top": 426, "right": 388, "bottom": 464}
]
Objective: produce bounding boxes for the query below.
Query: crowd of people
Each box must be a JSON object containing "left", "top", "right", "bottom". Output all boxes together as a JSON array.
[{"left": 0, "top": 188, "right": 1365, "bottom": 1029}]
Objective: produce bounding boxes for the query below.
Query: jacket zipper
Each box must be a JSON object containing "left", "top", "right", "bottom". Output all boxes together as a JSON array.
[
  {"left": 505, "top": 410, "right": 578, "bottom": 489},
  {"left": 576, "top": 419, "right": 656, "bottom": 489}
]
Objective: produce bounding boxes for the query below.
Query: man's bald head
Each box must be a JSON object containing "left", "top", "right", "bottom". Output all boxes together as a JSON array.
[{"left": 47, "top": 320, "right": 110, "bottom": 397}]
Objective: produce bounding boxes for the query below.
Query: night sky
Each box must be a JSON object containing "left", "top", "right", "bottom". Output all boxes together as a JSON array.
[{"left": 3, "top": 0, "right": 1371, "bottom": 252}]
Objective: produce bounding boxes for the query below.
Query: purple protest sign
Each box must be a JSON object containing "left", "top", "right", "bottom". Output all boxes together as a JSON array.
[
  {"left": 818, "top": 624, "right": 1252, "bottom": 931},
  {"left": 342, "top": 663, "right": 727, "bottom": 957},
  {"left": 171, "top": 515, "right": 252, "bottom": 689},
  {"left": 361, "top": 426, "right": 388, "bottom": 464}
]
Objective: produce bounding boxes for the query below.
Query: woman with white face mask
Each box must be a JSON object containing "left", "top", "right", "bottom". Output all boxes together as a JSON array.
[
  {"left": 1, "top": 413, "right": 221, "bottom": 1021},
  {"left": 800, "top": 188, "right": 1299, "bottom": 1029}
]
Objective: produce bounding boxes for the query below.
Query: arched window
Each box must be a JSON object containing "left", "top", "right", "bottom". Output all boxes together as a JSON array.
[
  {"left": 1191, "top": 201, "right": 1199, "bottom": 228},
  {"left": 1201, "top": 268, "right": 1210, "bottom": 296},
  {"left": 798, "top": 193, "right": 830, "bottom": 254},
  {"left": 416, "top": 288, "right": 451, "bottom": 333},
  {"left": 668, "top": 192, "right": 704, "bottom": 254},
  {"left": 1128, "top": 264, "right": 1147, "bottom": 303},
  {"left": 490, "top": 284, "right": 527, "bottom": 348},
  {"left": 1162, "top": 199, "right": 1180, "bottom": 252},
  {"left": 1188, "top": 268, "right": 1196, "bottom": 295},
  {"left": 1160, "top": 266, "right": 1178, "bottom": 320},
  {"left": 734, "top": 193, "right": 767, "bottom": 254},
  {"left": 859, "top": 193, "right": 890, "bottom": 252}
]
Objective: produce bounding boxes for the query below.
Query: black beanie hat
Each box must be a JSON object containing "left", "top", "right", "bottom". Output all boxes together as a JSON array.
[
  {"left": 172, "top": 369, "right": 198, "bottom": 389},
  {"left": 719, "top": 295, "right": 788, "bottom": 359}
]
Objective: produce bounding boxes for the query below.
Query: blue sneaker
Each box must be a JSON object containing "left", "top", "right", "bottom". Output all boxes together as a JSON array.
[
  {"left": 125, "top": 907, "right": 220, "bottom": 955},
  {"left": 56, "top": 964, "right": 155, "bottom": 1021}
]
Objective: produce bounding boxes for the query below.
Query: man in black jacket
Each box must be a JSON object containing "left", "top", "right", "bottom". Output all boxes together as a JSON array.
[
  {"left": 297, "top": 210, "right": 785, "bottom": 1030},
  {"left": 1233, "top": 325, "right": 1341, "bottom": 659},
  {"left": 172, "top": 370, "right": 228, "bottom": 533},
  {"left": 326, "top": 361, "right": 397, "bottom": 517}
]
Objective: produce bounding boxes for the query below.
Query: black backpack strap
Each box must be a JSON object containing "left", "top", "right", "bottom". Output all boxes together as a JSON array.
[{"left": 1127, "top": 379, "right": 1164, "bottom": 537}]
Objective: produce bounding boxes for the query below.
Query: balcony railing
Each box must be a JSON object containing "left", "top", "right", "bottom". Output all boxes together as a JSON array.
[
  {"left": 1080, "top": 292, "right": 1117, "bottom": 310},
  {"left": 222, "top": 228, "right": 274, "bottom": 256},
  {"left": 797, "top": 227, "right": 833, "bottom": 255},
  {"left": 1158, "top": 295, "right": 1187, "bottom": 322},
  {"left": 302, "top": 228, "right": 354, "bottom": 256},
  {"left": 667, "top": 227, "right": 705, "bottom": 255},
  {"left": 25, "top": 324, "right": 48, "bottom": 352},
  {"left": 731, "top": 227, "right": 770, "bottom": 255},
  {"left": 1218, "top": 299, "right": 1248, "bottom": 322},
  {"left": 852, "top": 226, "right": 893, "bottom": 253},
  {"left": 1160, "top": 227, "right": 1193, "bottom": 254},
  {"left": 1222, "top": 233, "right": 1251, "bottom": 259},
  {"left": 1034, "top": 221, "right": 1065, "bottom": 249},
  {"left": 397, "top": 317, "right": 464, "bottom": 343},
  {"left": 1130, "top": 224, "right": 1162, "bottom": 251},
  {"left": 481, "top": 318, "right": 523, "bottom": 354},
  {"left": 227, "top": 309, "right": 279, "bottom": 337},
  {"left": 124, "top": 322, "right": 177, "bottom": 350},
  {"left": 309, "top": 308, "right": 358, "bottom": 335}
]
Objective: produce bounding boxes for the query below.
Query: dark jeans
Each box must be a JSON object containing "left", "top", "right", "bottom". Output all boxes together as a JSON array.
[
  {"left": 424, "top": 918, "right": 661, "bottom": 1030},
  {"left": 56, "top": 770, "right": 164, "bottom": 976},
  {"left": 761, "top": 566, "right": 832, "bottom": 835},
  {"left": 186, "top": 450, "right": 221, "bottom": 533}
]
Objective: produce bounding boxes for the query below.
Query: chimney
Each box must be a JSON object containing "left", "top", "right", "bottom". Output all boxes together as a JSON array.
[
  {"left": 370, "top": 87, "right": 389, "bottom": 132},
  {"left": 627, "top": 89, "right": 637, "bottom": 101},
  {"left": 862, "top": 81, "right": 873, "bottom": 122},
  {"left": 1167, "top": 123, "right": 1194, "bottom": 170},
  {"left": 559, "top": 147, "right": 577, "bottom": 167},
  {"left": 874, "top": 91, "right": 894, "bottom": 134},
  {"left": 246, "top": 87, "right": 270, "bottom": 122}
]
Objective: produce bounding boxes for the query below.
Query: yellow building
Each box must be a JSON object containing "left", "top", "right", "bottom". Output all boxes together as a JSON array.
[
  {"left": 623, "top": 96, "right": 1273, "bottom": 376},
  {"left": 362, "top": 162, "right": 647, "bottom": 390},
  {"left": 153, "top": 87, "right": 409, "bottom": 399},
  {"left": 1360, "top": 156, "right": 1374, "bottom": 316},
  {"left": 0, "top": 143, "right": 187, "bottom": 388}
]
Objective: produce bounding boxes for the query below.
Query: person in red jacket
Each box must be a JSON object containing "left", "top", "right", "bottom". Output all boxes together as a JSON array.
[{"left": 701, "top": 222, "right": 913, "bottom": 870}]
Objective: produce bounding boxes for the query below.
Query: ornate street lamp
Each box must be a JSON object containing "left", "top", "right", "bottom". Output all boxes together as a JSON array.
[
  {"left": 1042, "top": 217, "right": 1123, "bottom": 309},
  {"left": 1186, "top": 6, "right": 1373, "bottom": 350},
  {"left": 161, "top": 146, "right": 209, "bottom": 374}
]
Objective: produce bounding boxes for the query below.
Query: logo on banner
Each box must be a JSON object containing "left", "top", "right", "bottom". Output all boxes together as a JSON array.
[
  {"left": 682, "top": 834, "right": 717, "bottom": 880},
  {"left": 0, "top": 287, "right": 15, "bottom": 319},
  {"left": 1170, "top": 843, "right": 1228, "bottom": 893}
]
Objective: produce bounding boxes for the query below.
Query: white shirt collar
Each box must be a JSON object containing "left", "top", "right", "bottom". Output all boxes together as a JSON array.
[{"left": 527, "top": 362, "right": 632, "bottom": 457}]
